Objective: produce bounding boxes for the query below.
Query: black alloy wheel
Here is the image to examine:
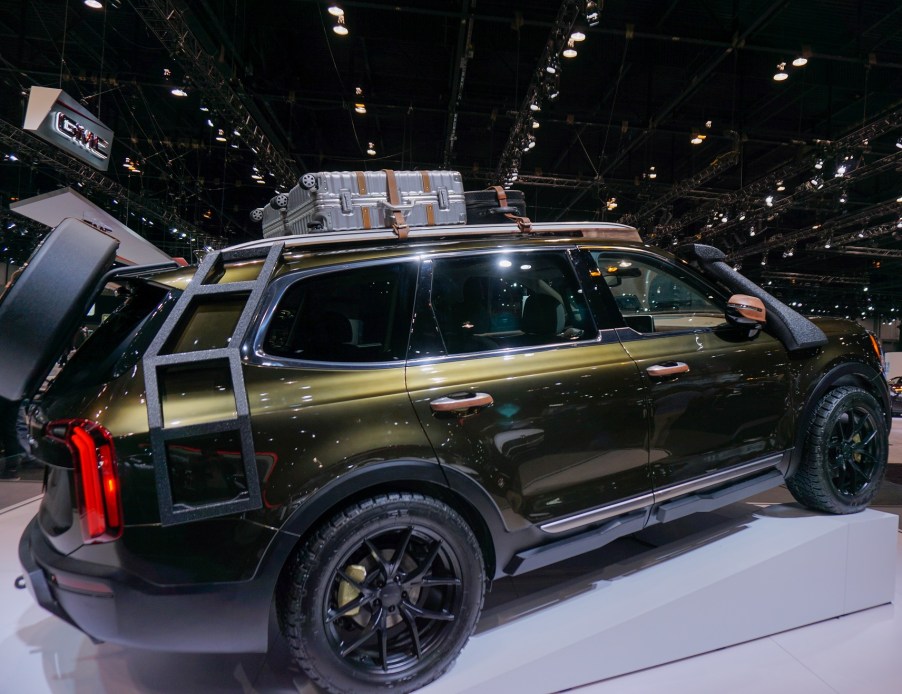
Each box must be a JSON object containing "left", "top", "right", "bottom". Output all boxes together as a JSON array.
[
  {"left": 283, "top": 493, "right": 485, "bottom": 694},
  {"left": 787, "top": 386, "right": 888, "bottom": 514}
]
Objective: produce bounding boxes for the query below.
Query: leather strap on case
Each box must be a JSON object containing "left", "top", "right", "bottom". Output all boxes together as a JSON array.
[
  {"left": 421, "top": 171, "right": 436, "bottom": 226},
  {"left": 491, "top": 185, "right": 532, "bottom": 232},
  {"left": 383, "top": 169, "right": 410, "bottom": 239},
  {"left": 355, "top": 171, "right": 372, "bottom": 229}
]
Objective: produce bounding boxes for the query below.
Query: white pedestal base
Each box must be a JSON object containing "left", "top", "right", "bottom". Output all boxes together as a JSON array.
[{"left": 422, "top": 503, "right": 897, "bottom": 694}]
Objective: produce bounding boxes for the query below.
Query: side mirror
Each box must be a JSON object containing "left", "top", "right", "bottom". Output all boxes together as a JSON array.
[{"left": 726, "top": 294, "right": 766, "bottom": 335}]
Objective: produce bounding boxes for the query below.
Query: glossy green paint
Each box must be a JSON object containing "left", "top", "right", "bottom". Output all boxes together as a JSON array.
[
  {"left": 406, "top": 340, "right": 650, "bottom": 528},
  {"left": 619, "top": 328, "right": 792, "bottom": 489},
  {"left": 242, "top": 362, "right": 433, "bottom": 512}
]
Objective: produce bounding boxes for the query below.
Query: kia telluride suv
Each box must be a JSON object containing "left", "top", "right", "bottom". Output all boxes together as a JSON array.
[{"left": 5, "top": 214, "right": 889, "bottom": 694}]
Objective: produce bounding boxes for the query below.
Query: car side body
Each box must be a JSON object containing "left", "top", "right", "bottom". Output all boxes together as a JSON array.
[{"left": 13, "top": 219, "right": 889, "bottom": 692}]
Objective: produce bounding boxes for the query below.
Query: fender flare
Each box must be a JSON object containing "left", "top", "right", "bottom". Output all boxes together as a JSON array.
[
  {"left": 256, "top": 459, "right": 513, "bottom": 592},
  {"left": 786, "top": 361, "right": 889, "bottom": 478}
]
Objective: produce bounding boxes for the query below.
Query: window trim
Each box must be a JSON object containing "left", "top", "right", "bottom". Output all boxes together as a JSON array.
[
  {"left": 585, "top": 247, "right": 731, "bottom": 341},
  {"left": 406, "top": 246, "right": 620, "bottom": 363},
  {"left": 246, "top": 257, "right": 419, "bottom": 370}
]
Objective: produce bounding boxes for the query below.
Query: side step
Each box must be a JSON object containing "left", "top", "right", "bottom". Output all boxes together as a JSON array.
[
  {"left": 653, "top": 469, "right": 784, "bottom": 524},
  {"left": 504, "top": 468, "right": 785, "bottom": 577}
]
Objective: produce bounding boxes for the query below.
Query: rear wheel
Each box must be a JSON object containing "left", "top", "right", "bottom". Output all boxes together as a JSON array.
[
  {"left": 787, "top": 386, "right": 887, "bottom": 514},
  {"left": 282, "top": 493, "right": 485, "bottom": 694}
]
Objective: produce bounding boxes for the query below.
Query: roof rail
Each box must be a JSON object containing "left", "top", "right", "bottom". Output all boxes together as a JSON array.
[{"left": 227, "top": 221, "right": 642, "bottom": 253}]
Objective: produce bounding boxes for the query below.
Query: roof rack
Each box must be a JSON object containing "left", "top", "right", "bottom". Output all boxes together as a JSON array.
[{"left": 227, "top": 221, "right": 642, "bottom": 253}]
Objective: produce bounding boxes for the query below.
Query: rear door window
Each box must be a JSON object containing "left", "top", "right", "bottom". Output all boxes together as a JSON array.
[{"left": 261, "top": 262, "right": 416, "bottom": 363}]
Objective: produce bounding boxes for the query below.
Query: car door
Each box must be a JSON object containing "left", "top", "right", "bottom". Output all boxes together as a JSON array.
[
  {"left": 406, "top": 248, "right": 651, "bottom": 530},
  {"left": 589, "top": 248, "right": 793, "bottom": 493}
]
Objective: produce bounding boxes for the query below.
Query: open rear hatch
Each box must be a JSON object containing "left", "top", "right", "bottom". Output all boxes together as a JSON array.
[{"left": 0, "top": 218, "right": 120, "bottom": 401}]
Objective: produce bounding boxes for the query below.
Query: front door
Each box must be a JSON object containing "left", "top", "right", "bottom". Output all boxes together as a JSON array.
[
  {"left": 406, "top": 249, "right": 650, "bottom": 529},
  {"left": 590, "top": 249, "right": 793, "bottom": 492}
]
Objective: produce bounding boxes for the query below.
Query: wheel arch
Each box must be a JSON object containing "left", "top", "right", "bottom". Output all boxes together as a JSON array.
[
  {"left": 263, "top": 460, "right": 509, "bottom": 617},
  {"left": 786, "top": 360, "right": 889, "bottom": 479}
]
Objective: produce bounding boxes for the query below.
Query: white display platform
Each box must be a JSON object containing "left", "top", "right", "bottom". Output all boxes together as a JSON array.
[{"left": 422, "top": 503, "right": 897, "bottom": 694}]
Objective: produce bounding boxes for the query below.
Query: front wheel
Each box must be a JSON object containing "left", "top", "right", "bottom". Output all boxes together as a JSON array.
[
  {"left": 282, "top": 492, "right": 485, "bottom": 694},
  {"left": 787, "top": 385, "right": 888, "bottom": 514}
]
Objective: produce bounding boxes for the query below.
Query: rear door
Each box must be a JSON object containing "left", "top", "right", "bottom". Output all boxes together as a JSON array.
[
  {"left": 589, "top": 248, "right": 793, "bottom": 492},
  {"left": 406, "top": 248, "right": 651, "bottom": 530},
  {"left": 0, "top": 218, "right": 119, "bottom": 401}
]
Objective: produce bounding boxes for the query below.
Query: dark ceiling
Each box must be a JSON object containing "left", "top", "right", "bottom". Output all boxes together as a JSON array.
[{"left": 1, "top": 0, "right": 902, "bottom": 321}]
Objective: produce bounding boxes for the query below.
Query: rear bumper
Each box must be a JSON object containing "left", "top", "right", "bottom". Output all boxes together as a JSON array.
[{"left": 18, "top": 515, "right": 276, "bottom": 653}]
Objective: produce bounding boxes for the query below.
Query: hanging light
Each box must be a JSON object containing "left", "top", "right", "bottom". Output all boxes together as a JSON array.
[
  {"left": 366, "top": 142, "right": 376, "bottom": 156},
  {"left": 529, "top": 98, "right": 541, "bottom": 112},
  {"left": 648, "top": 166, "right": 657, "bottom": 179},
  {"left": 690, "top": 132, "right": 705, "bottom": 145},
  {"left": 895, "top": 137, "right": 902, "bottom": 149},
  {"left": 170, "top": 86, "right": 188, "bottom": 97},
  {"left": 215, "top": 129, "right": 227, "bottom": 142},
  {"left": 586, "top": 0, "right": 600, "bottom": 26},
  {"left": 570, "top": 29, "right": 587, "bottom": 42},
  {"left": 531, "top": 119, "right": 540, "bottom": 129},
  {"left": 354, "top": 103, "right": 366, "bottom": 114},
  {"left": 545, "top": 56, "right": 559, "bottom": 75},
  {"left": 792, "top": 56, "right": 808, "bottom": 67},
  {"left": 84, "top": 0, "right": 103, "bottom": 8},
  {"left": 563, "top": 39, "right": 578, "bottom": 59},
  {"left": 328, "top": 4, "right": 344, "bottom": 16},
  {"left": 773, "top": 62, "right": 788, "bottom": 81},
  {"left": 814, "top": 157, "right": 824, "bottom": 169},
  {"left": 839, "top": 190, "right": 848, "bottom": 204},
  {"left": 776, "top": 180, "right": 786, "bottom": 191},
  {"left": 333, "top": 15, "right": 348, "bottom": 36}
]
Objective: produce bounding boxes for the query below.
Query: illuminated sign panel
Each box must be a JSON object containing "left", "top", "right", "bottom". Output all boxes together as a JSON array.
[{"left": 23, "top": 87, "right": 114, "bottom": 171}]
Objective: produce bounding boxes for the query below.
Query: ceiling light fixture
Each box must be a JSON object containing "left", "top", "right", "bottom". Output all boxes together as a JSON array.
[
  {"left": 327, "top": 4, "right": 344, "bottom": 17},
  {"left": 545, "top": 57, "right": 559, "bottom": 75},
  {"left": 215, "top": 129, "right": 227, "bottom": 142},
  {"left": 354, "top": 103, "right": 366, "bottom": 114},
  {"left": 895, "top": 137, "right": 902, "bottom": 149},
  {"left": 84, "top": 0, "right": 103, "bottom": 8},
  {"left": 570, "top": 29, "right": 587, "bottom": 42},
  {"left": 690, "top": 133, "right": 705, "bottom": 145},
  {"left": 531, "top": 119, "right": 540, "bottom": 129},
  {"left": 170, "top": 86, "right": 188, "bottom": 97},
  {"left": 773, "top": 62, "right": 788, "bottom": 81},
  {"left": 366, "top": 142, "right": 376, "bottom": 156},
  {"left": 792, "top": 56, "right": 808, "bottom": 67},
  {"left": 333, "top": 15, "right": 348, "bottom": 36},
  {"left": 563, "top": 39, "right": 578, "bottom": 59},
  {"left": 586, "top": 0, "right": 601, "bottom": 26},
  {"left": 648, "top": 166, "right": 657, "bottom": 179}
]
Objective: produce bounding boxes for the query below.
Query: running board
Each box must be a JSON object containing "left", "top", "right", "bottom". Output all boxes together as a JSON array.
[
  {"left": 505, "top": 510, "right": 649, "bottom": 576},
  {"left": 653, "top": 469, "right": 784, "bottom": 524},
  {"left": 505, "top": 468, "right": 785, "bottom": 577}
]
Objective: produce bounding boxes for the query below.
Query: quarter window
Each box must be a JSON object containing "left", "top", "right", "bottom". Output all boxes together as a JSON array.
[
  {"left": 593, "top": 252, "right": 724, "bottom": 333},
  {"left": 262, "top": 263, "right": 415, "bottom": 362},
  {"left": 429, "top": 252, "right": 596, "bottom": 354}
]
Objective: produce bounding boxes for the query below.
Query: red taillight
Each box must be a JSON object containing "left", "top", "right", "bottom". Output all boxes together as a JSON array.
[{"left": 46, "top": 419, "right": 123, "bottom": 544}]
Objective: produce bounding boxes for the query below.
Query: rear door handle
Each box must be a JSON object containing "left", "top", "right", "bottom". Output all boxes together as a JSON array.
[
  {"left": 646, "top": 361, "right": 690, "bottom": 377},
  {"left": 430, "top": 391, "right": 494, "bottom": 413}
]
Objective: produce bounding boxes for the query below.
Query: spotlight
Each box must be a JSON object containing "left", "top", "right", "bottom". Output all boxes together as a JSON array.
[{"left": 773, "top": 62, "right": 788, "bottom": 81}]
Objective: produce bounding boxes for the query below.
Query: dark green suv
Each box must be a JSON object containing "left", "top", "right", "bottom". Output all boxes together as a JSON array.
[{"left": 9, "top": 216, "right": 889, "bottom": 693}]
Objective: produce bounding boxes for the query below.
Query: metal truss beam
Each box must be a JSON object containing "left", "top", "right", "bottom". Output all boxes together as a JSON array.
[{"left": 131, "top": 0, "right": 298, "bottom": 189}]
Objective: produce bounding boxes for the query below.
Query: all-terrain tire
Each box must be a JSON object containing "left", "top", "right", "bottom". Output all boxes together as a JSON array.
[
  {"left": 787, "top": 385, "right": 887, "bottom": 514},
  {"left": 281, "top": 492, "right": 485, "bottom": 694}
]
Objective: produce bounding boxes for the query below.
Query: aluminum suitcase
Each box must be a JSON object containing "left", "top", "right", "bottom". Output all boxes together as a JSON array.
[{"left": 255, "top": 169, "right": 466, "bottom": 238}]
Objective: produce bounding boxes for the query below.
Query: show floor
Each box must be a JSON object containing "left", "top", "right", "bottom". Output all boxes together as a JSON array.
[{"left": 1, "top": 426, "right": 902, "bottom": 693}]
